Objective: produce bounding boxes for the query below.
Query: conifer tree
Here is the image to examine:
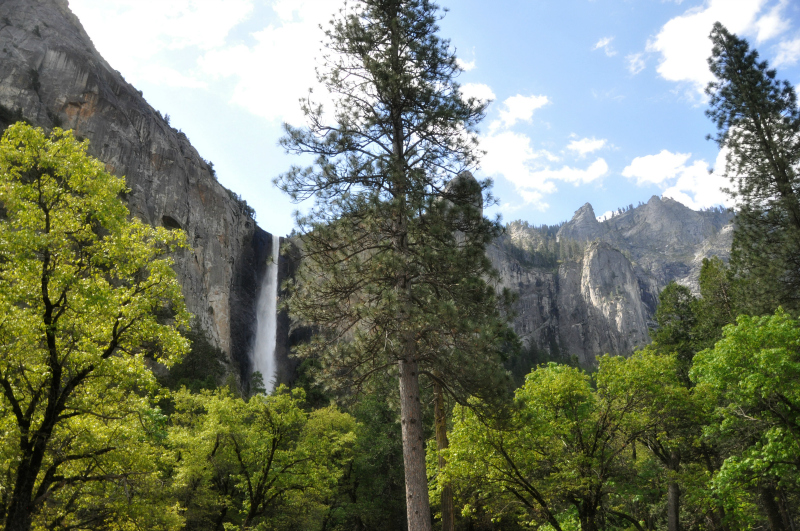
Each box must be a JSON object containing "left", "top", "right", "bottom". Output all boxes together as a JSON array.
[
  {"left": 706, "top": 22, "right": 800, "bottom": 313},
  {"left": 276, "top": 1, "right": 514, "bottom": 529}
]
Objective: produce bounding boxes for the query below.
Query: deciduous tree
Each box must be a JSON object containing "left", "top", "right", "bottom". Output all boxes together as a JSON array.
[
  {"left": 692, "top": 310, "right": 800, "bottom": 530},
  {"left": 169, "top": 386, "right": 357, "bottom": 530},
  {"left": 0, "top": 124, "right": 189, "bottom": 531}
]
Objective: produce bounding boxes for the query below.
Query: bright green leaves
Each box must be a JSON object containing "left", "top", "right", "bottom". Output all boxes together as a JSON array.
[
  {"left": 170, "top": 386, "right": 357, "bottom": 530},
  {"left": 692, "top": 310, "right": 800, "bottom": 499},
  {"left": 0, "top": 123, "right": 190, "bottom": 530}
]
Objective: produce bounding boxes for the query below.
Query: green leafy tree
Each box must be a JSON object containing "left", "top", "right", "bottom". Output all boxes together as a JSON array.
[
  {"left": 276, "top": 1, "right": 514, "bottom": 529},
  {"left": 706, "top": 22, "right": 800, "bottom": 314},
  {"left": 692, "top": 310, "right": 800, "bottom": 530},
  {"left": 443, "top": 361, "right": 653, "bottom": 531},
  {"left": 0, "top": 124, "right": 189, "bottom": 531},
  {"left": 170, "top": 386, "right": 357, "bottom": 530}
]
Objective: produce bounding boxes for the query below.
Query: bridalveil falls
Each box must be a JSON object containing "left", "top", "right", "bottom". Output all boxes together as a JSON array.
[{"left": 250, "top": 236, "right": 280, "bottom": 393}]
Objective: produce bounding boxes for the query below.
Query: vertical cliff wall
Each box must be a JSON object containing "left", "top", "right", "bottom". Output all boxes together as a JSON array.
[
  {"left": 0, "top": 0, "right": 287, "bottom": 379},
  {"left": 492, "top": 197, "right": 733, "bottom": 366}
]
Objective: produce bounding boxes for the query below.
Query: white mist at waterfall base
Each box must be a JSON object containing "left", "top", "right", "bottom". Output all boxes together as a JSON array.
[{"left": 250, "top": 236, "right": 280, "bottom": 394}]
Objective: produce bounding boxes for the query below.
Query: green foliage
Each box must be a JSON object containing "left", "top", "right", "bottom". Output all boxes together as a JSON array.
[
  {"left": 169, "top": 385, "right": 357, "bottom": 531},
  {"left": 651, "top": 281, "right": 698, "bottom": 380},
  {"left": 694, "top": 256, "right": 736, "bottom": 351},
  {"left": 0, "top": 123, "right": 190, "bottom": 530},
  {"left": 321, "top": 393, "right": 409, "bottom": 531},
  {"left": 443, "top": 360, "right": 661, "bottom": 531},
  {"left": 692, "top": 310, "right": 800, "bottom": 516},
  {"left": 158, "top": 324, "right": 230, "bottom": 394}
]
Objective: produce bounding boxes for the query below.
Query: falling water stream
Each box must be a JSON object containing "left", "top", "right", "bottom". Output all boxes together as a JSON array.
[{"left": 250, "top": 236, "right": 280, "bottom": 394}]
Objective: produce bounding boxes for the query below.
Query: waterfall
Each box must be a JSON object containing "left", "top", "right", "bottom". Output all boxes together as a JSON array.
[{"left": 250, "top": 235, "right": 280, "bottom": 394}]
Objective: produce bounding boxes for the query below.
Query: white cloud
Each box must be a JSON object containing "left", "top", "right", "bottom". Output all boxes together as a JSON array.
[
  {"left": 622, "top": 150, "right": 692, "bottom": 185},
  {"left": 481, "top": 132, "right": 557, "bottom": 195},
  {"left": 480, "top": 131, "right": 607, "bottom": 209},
  {"left": 199, "top": 0, "right": 346, "bottom": 124},
  {"left": 492, "top": 94, "right": 550, "bottom": 131},
  {"left": 594, "top": 36, "right": 617, "bottom": 57},
  {"left": 567, "top": 137, "right": 607, "bottom": 157},
  {"left": 663, "top": 150, "right": 733, "bottom": 209},
  {"left": 597, "top": 210, "right": 614, "bottom": 222},
  {"left": 626, "top": 53, "right": 646, "bottom": 75},
  {"left": 755, "top": 0, "right": 790, "bottom": 42},
  {"left": 460, "top": 83, "right": 495, "bottom": 103},
  {"left": 69, "top": 0, "right": 254, "bottom": 84},
  {"left": 774, "top": 37, "right": 800, "bottom": 67},
  {"left": 646, "top": 0, "right": 777, "bottom": 95},
  {"left": 530, "top": 159, "right": 609, "bottom": 186},
  {"left": 137, "top": 65, "right": 208, "bottom": 89},
  {"left": 70, "top": 0, "right": 348, "bottom": 125},
  {"left": 623, "top": 149, "right": 733, "bottom": 210},
  {"left": 456, "top": 58, "right": 477, "bottom": 71}
]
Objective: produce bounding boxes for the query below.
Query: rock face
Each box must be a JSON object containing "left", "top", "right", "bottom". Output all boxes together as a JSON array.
[
  {"left": 491, "top": 197, "right": 733, "bottom": 365},
  {"left": 0, "top": 0, "right": 289, "bottom": 382}
]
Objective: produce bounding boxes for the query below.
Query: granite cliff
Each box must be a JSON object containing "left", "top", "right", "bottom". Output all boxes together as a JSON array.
[
  {"left": 0, "top": 0, "right": 292, "bottom": 383},
  {"left": 494, "top": 197, "right": 733, "bottom": 366}
]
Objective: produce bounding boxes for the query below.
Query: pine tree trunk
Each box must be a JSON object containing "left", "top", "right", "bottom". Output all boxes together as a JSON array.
[
  {"left": 399, "top": 352, "right": 432, "bottom": 531},
  {"left": 433, "top": 380, "right": 455, "bottom": 531}
]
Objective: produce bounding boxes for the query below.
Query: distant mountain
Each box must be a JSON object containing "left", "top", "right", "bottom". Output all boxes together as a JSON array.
[{"left": 491, "top": 196, "right": 733, "bottom": 367}]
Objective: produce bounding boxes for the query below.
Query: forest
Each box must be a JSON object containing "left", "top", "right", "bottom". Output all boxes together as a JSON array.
[{"left": 0, "top": 1, "right": 799, "bottom": 530}]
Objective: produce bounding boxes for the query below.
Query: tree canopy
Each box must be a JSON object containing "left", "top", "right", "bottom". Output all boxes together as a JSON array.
[{"left": 0, "top": 123, "right": 190, "bottom": 531}]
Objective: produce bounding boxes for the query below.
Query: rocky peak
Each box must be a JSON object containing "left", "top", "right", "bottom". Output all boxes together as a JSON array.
[{"left": 556, "top": 202, "right": 604, "bottom": 242}]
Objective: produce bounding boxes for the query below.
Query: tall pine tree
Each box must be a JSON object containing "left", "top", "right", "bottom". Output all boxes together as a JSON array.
[
  {"left": 706, "top": 22, "right": 800, "bottom": 314},
  {"left": 276, "top": 1, "right": 515, "bottom": 529}
]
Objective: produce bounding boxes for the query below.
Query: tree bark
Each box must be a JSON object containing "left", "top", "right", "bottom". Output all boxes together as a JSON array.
[
  {"left": 399, "top": 353, "right": 432, "bottom": 531},
  {"left": 761, "top": 486, "right": 787, "bottom": 531},
  {"left": 4, "top": 465, "right": 35, "bottom": 531},
  {"left": 667, "top": 480, "right": 681, "bottom": 531},
  {"left": 433, "top": 380, "right": 454, "bottom": 531}
]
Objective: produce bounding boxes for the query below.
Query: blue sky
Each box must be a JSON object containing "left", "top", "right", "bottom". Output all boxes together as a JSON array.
[{"left": 69, "top": 0, "right": 800, "bottom": 236}]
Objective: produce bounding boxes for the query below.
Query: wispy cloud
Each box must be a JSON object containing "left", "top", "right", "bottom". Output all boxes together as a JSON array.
[
  {"left": 567, "top": 136, "right": 607, "bottom": 157},
  {"left": 456, "top": 58, "right": 477, "bottom": 71},
  {"left": 480, "top": 131, "right": 608, "bottom": 209},
  {"left": 626, "top": 53, "right": 646, "bottom": 75},
  {"left": 594, "top": 36, "right": 617, "bottom": 57},
  {"left": 755, "top": 0, "right": 790, "bottom": 42},
  {"left": 460, "top": 83, "right": 496, "bottom": 103},
  {"left": 774, "top": 37, "right": 800, "bottom": 66}
]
